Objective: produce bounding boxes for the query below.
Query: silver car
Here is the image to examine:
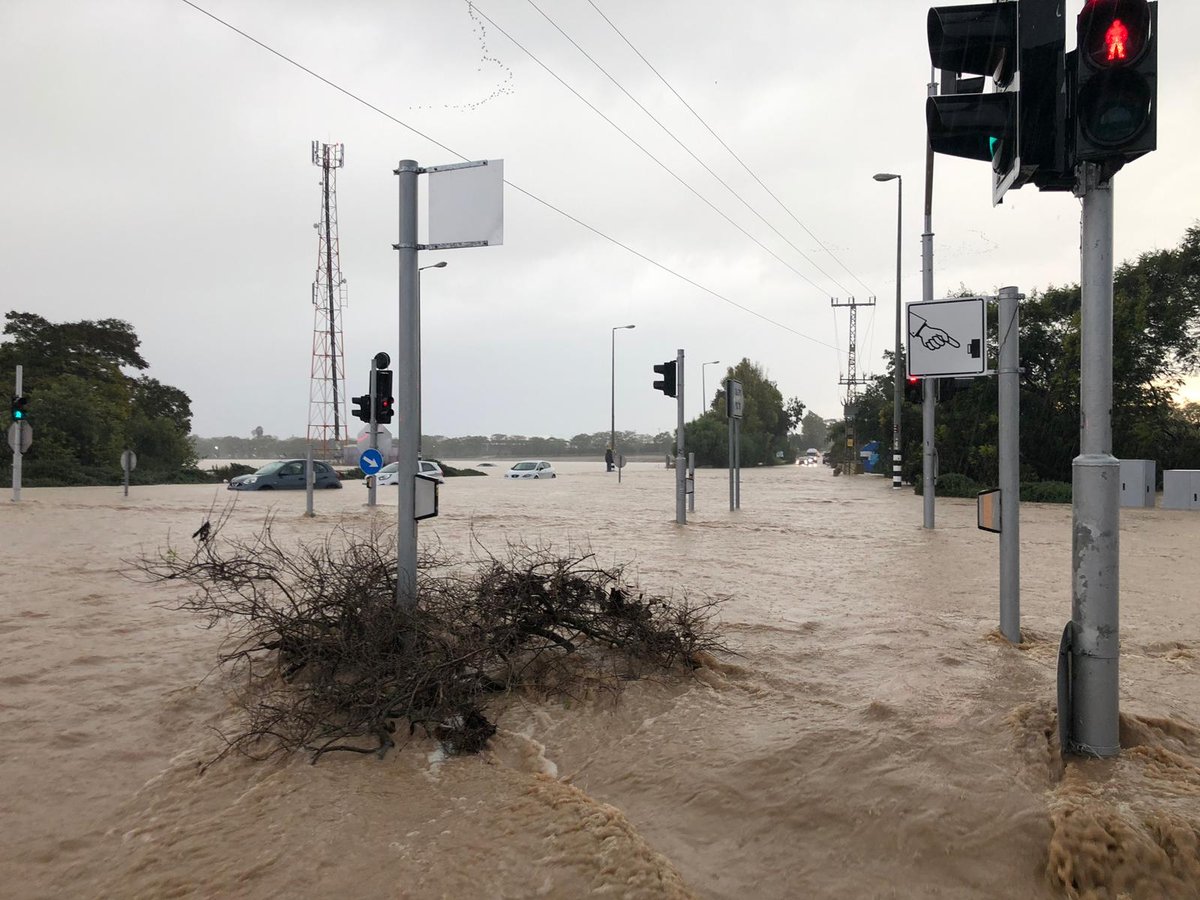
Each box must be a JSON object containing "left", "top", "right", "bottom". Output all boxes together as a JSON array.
[
  {"left": 369, "top": 460, "right": 445, "bottom": 486},
  {"left": 228, "top": 459, "right": 343, "bottom": 490}
]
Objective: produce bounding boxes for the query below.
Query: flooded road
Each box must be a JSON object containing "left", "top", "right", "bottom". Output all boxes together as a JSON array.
[{"left": 3, "top": 461, "right": 1198, "bottom": 898}]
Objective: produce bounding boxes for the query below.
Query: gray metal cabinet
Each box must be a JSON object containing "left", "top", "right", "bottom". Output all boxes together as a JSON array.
[
  {"left": 1119, "top": 459, "right": 1156, "bottom": 508},
  {"left": 1162, "top": 469, "right": 1200, "bottom": 510}
]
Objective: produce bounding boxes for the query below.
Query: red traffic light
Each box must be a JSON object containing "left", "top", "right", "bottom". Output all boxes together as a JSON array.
[{"left": 1079, "top": 0, "right": 1150, "bottom": 69}]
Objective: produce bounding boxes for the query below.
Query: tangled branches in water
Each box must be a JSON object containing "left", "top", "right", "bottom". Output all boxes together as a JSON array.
[{"left": 135, "top": 510, "right": 728, "bottom": 765}]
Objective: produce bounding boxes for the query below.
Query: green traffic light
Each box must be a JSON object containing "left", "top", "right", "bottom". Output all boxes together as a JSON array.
[
  {"left": 13, "top": 410, "right": 22, "bottom": 419},
  {"left": 989, "top": 136, "right": 999, "bottom": 159}
]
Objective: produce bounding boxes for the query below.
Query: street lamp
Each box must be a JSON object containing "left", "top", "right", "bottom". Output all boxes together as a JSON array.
[
  {"left": 611, "top": 324, "right": 636, "bottom": 457},
  {"left": 416, "top": 261, "right": 448, "bottom": 457},
  {"left": 701, "top": 360, "right": 720, "bottom": 416},
  {"left": 874, "top": 172, "right": 903, "bottom": 489}
]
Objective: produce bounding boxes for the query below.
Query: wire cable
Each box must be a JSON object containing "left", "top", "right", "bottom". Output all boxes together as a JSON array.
[
  {"left": 586, "top": 0, "right": 876, "bottom": 297},
  {"left": 521, "top": 0, "right": 853, "bottom": 296},
  {"left": 175, "top": 0, "right": 838, "bottom": 351},
  {"left": 468, "top": 2, "right": 832, "bottom": 297}
]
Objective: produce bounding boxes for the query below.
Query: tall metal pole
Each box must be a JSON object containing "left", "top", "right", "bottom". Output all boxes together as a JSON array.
[
  {"left": 675, "top": 348, "right": 686, "bottom": 525},
  {"left": 1070, "top": 165, "right": 1120, "bottom": 757},
  {"left": 323, "top": 153, "right": 342, "bottom": 454},
  {"left": 11, "top": 365, "right": 22, "bottom": 502},
  {"left": 368, "top": 359, "right": 378, "bottom": 508},
  {"left": 305, "top": 444, "right": 315, "bottom": 517},
  {"left": 395, "top": 160, "right": 420, "bottom": 608},
  {"left": 998, "top": 285, "right": 1022, "bottom": 643},
  {"left": 728, "top": 397, "right": 735, "bottom": 512},
  {"left": 922, "top": 76, "right": 937, "bottom": 528},
  {"left": 892, "top": 177, "right": 904, "bottom": 489}
]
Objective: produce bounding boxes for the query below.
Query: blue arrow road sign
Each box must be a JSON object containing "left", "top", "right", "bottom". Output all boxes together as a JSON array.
[{"left": 359, "top": 448, "right": 384, "bottom": 475}]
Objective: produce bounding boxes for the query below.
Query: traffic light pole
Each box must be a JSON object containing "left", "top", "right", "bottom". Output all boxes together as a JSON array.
[
  {"left": 998, "top": 285, "right": 1022, "bottom": 644},
  {"left": 395, "top": 160, "right": 420, "bottom": 609},
  {"left": 1069, "top": 164, "right": 1120, "bottom": 758},
  {"left": 368, "top": 359, "right": 378, "bottom": 509},
  {"left": 675, "top": 348, "right": 686, "bottom": 525},
  {"left": 11, "top": 364, "right": 22, "bottom": 503},
  {"left": 922, "top": 77, "right": 936, "bottom": 529}
]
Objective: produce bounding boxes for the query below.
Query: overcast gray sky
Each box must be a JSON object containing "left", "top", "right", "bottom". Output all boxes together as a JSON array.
[{"left": 4, "top": 0, "right": 1198, "bottom": 439}]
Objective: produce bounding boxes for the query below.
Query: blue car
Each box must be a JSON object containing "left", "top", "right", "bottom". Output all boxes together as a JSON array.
[{"left": 227, "top": 459, "right": 343, "bottom": 490}]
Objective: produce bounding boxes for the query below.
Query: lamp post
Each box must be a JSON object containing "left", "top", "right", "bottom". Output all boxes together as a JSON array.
[
  {"left": 874, "top": 172, "right": 903, "bottom": 489},
  {"left": 701, "top": 360, "right": 720, "bottom": 416},
  {"left": 611, "top": 324, "right": 636, "bottom": 456},
  {"left": 416, "top": 261, "right": 447, "bottom": 459}
]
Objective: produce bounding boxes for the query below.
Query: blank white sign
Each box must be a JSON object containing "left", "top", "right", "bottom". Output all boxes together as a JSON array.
[{"left": 428, "top": 160, "right": 504, "bottom": 246}]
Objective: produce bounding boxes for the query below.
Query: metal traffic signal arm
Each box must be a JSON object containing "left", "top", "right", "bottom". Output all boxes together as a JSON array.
[{"left": 927, "top": 0, "right": 1069, "bottom": 204}]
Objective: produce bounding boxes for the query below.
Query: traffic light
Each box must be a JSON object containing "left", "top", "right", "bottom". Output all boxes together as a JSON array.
[
  {"left": 351, "top": 394, "right": 371, "bottom": 423},
  {"left": 652, "top": 361, "right": 677, "bottom": 398},
  {"left": 904, "top": 376, "right": 924, "bottom": 404},
  {"left": 10, "top": 395, "right": 27, "bottom": 422},
  {"left": 374, "top": 369, "right": 394, "bottom": 424},
  {"left": 1072, "top": 0, "right": 1157, "bottom": 172},
  {"left": 926, "top": 1, "right": 1069, "bottom": 204}
]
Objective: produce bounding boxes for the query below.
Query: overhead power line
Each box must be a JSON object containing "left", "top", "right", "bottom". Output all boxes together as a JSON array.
[
  {"left": 585, "top": 0, "right": 876, "bottom": 298},
  {"left": 520, "top": 0, "right": 853, "bottom": 296},
  {"left": 174, "top": 0, "right": 838, "bottom": 351},
  {"left": 468, "top": 2, "right": 832, "bottom": 297}
]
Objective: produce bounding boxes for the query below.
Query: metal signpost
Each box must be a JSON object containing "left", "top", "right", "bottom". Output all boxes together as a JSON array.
[
  {"left": 120, "top": 450, "right": 137, "bottom": 497},
  {"left": 675, "top": 349, "right": 686, "bottom": 525},
  {"left": 305, "top": 445, "right": 315, "bottom": 517},
  {"left": 368, "top": 355, "right": 379, "bottom": 508},
  {"left": 394, "top": 158, "right": 502, "bottom": 608},
  {"left": 687, "top": 452, "right": 695, "bottom": 513},
  {"left": 9, "top": 365, "right": 29, "bottom": 502},
  {"left": 726, "top": 378, "right": 743, "bottom": 511}
]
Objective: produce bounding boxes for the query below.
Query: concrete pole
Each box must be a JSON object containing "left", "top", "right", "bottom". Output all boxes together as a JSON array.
[
  {"left": 892, "top": 178, "right": 904, "bottom": 489},
  {"left": 305, "top": 444, "right": 315, "bottom": 517},
  {"left": 728, "top": 394, "right": 735, "bottom": 512},
  {"left": 368, "top": 359, "right": 378, "bottom": 508},
  {"left": 735, "top": 418, "right": 741, "bottom": 509},
  {"left": 12, "top": 364, "right": 22, "bottom": 502},
  {"left": 1070, "top": 165, "right": 1120, "bottom": 758},
  {"left": 922, "top": 78, "right": 936, "bottom": 527},
  {"left": 395, "top": 160, "right": 420, "bottom": 607},
  {"left": 998, "top": 286, "right": 1022, "bottom": 643},
  {"left": 675, "top": 349, "right": 686, "bottom": 525}
]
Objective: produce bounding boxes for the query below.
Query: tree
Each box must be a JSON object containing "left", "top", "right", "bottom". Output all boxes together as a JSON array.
[
  {"left": 686, "top": 359, "right": 796, "bottom": 466},
  {"left": 0, "top": 312, "right": 197, "bottom": 484}
]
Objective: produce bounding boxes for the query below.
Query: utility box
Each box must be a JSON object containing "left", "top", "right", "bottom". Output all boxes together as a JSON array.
[
  {"left": 1119, "top": 459, "right": 1156, "bottom": 509},
  {"left": 1162, "top": 469, "right": 1200, "bottom": 510}
]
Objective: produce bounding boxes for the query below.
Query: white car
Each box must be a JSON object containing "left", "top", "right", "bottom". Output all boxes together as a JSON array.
[
  {"left": 504, "top": 460, "right": 556, "bottom": 480},
  {"left": 369, "top": 460, "right": 445, "bottom": 486}
]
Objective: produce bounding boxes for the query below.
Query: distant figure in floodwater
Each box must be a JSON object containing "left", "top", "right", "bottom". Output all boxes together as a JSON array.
[
  {"left": 605, "top": 447, "right": 615, "bottom": 472},
  {"left": 191, "top": 520, "right": 211, "bottom": 542}
]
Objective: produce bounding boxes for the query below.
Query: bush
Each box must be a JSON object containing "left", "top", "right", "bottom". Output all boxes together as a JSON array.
[
  {"left": 1020, "top": 480, "right": 1072, "bottom": 503},
  {"left": 912, "top": 472, "right": 980, "bottom": 497}
]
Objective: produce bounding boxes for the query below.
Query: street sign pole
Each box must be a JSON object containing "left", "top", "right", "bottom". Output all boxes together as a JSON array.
[
  {"left": 1068, "top": 164, "right": 1120, "bottom": 758},
  {"left": 675, "top": 348, "right": 686, "bottom": 525},
  {"left": 687, "top": 451, "right": 695, "bottom": 513},
  {"left": 922, "top": 75, "right": 937, "bottom": 528},
  {"left": 305, "top": 444, "right": 315, "bottom": 517},
  {"left": 121, "top": 449, "right": 137, "bottom": 498},
  {"left": 395, "top": 159, "right": 420, "bottom": 607},
  {"left": 11, "top": 365, "right": 21, "bottom": 502},
  {"left": 998, "top": 285, "right": 1022, "bottom": 644}
]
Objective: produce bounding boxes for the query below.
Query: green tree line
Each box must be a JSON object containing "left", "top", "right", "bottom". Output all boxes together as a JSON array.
[
  {"left": 829, "top": 224, "right": 1200, "bottom": 487},
  {"left": 1, "top": 312, "right": 199, "bottom": 486}
]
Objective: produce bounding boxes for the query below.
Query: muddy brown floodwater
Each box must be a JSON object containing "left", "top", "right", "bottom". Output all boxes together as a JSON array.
[{"left": 2, "top": 460, "right": 1199, "bottom": 899}]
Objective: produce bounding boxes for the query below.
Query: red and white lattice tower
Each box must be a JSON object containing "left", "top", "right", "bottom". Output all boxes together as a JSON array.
[{"left": 307, "top": 141, "right": 349, "bottom": 460}]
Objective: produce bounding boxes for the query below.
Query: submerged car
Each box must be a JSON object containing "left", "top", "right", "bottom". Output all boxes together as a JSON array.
[
  {"left": 504, "top": 460, "right": 556, "bottom": 479},
  {"left": 228, "top": 459, "right": 342, "bottom": 490},
  {"left": 370, "top": 460, "right": 445, "bottom": 486}
]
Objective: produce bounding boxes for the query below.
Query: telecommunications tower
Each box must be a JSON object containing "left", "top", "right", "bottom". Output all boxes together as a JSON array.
[{"left": 307, "top": 141, "right": 349, "bottom": 460}]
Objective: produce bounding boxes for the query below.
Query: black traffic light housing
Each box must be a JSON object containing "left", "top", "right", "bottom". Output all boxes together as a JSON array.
[
  {"left": 352, "top": 394, "right": 371, "bottom": 423},
  {"left": 652, "top": 361, "right": 677, "bottom": 398},
  {"left": 374, "top": 369, "right": 394, "bottom": 424},
  {"left": 10, "top": 395, "right": 27, "bottom": 422},
  {"left": 927, "top": 0, "right": 1069, "bottom": 204},
  {"left": 1071, "top": 0, "right": 1157, "bottom": 175},
  {"left": 904, "top": 376, "right": 924, "bottom": 404}
]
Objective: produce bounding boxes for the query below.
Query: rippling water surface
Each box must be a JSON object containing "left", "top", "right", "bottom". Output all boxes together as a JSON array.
[{"left": 3, "top": 461, "right": 1199, "bottom": 898}]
